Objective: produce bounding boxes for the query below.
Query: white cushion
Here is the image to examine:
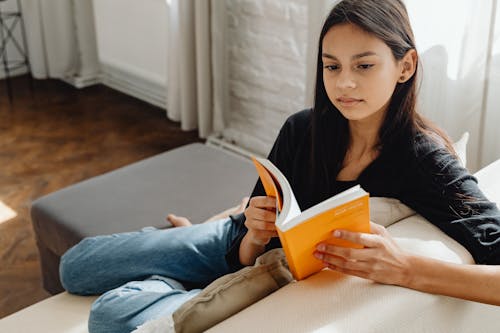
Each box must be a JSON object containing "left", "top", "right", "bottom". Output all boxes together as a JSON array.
[
  {"left": 474, "top": 158, "right": 500, "bottom": 205},
  {"left": 369, "top": 197, "right": 415, "bottom": 227},
  {"left": 0, "top": 292, "right": 97, "bottom": 333}
]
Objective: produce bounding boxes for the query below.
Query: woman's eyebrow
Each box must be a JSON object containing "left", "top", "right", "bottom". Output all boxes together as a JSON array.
[{"left": 321, "top": 51, "right": 378, "bottom": 60}]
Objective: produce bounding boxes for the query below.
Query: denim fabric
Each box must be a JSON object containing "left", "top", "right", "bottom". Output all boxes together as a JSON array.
[
  {"left": 89, "top": 276, "right": 201, "bottom": 333},
  {"left": 59, "top": 218, "right": 239, "bottom": 333}
]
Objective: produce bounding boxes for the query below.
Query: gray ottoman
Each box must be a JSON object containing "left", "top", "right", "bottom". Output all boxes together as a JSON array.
[{"left": 31, "top": 143, "right": 257, "bottom": 294}]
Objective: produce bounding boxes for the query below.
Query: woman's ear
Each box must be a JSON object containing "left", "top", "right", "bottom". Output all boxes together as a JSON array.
[{"left": 398, "top": 49, "right": 417, "bottom": 83}]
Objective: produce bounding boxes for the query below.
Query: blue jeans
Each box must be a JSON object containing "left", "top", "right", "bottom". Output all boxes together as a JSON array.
[{"left": 59, "top": 218, "right": 239, "bottom": 333}]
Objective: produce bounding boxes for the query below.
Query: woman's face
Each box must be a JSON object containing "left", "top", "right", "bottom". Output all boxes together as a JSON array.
[{"left": 322, "top": 23, "right": 403, "bottom": 123}]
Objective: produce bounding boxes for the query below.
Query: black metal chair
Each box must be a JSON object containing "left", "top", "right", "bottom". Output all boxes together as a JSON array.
[{"left": 0, "top": 0, "right": 31, "bottom": 102}]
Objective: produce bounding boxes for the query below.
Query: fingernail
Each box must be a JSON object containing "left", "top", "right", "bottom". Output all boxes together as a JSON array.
[
  {"left": 314, "top": 252, "right": 323, "bottom": 260},
  {"left": 333, "top": 230, "right": 341, "bottom": 237},
  {"left": 317, "top": 244, "right": 325, "bottom": 251}
]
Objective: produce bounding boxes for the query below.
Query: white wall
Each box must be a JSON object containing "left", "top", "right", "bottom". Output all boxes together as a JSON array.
[
  {"left": 92, "top": 0, "right": 168, "bottom": 108},
  {"left": 221, "top": 0, "right": 500, "bottom": 169},
  {"left": 222, "top": 0, "right": 309, "bottom": 155}
]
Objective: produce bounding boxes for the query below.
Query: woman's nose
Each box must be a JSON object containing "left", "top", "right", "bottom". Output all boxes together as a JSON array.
[{"left": 336, "top": 70, "right": 356, "bottom": 90}]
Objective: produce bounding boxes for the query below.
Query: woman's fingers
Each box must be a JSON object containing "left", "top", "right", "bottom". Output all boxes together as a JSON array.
[
  {"left": 244, "top": 205, "right": 276, "bottom": 223},
  {"left": 249, "top": 196, "right": 277, "bottom": 210},
  {"left": 323, "top": 256, "right": 372, "bottom": 276},
  {"left": 315, "top": 244, "right": 376, "bottom": 262},
  {"left": 314, "top": 223, "right": 387, "bottom": 263},
  {"left": 315, "top": 223, "right": 412, "bottom": 286},
  {"left": 369, "top": 221, "right": 388, "bottom": 236},
  {"left": 332, "top": 228, "right": 382, "bottom": 248},
  {"left": 244, "top": 217, "right": 277, "bottom": 231},
  {"left": 243, "top": 196, "right": 278, "bottom": 246}
]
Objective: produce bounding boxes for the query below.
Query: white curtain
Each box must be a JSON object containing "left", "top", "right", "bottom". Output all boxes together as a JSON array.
[
  {"left": 407, "top": 0, "right": 497, "bottom": 172},
  {"left": 482, "top": 4, "right": 500, "bottom": 168},
  {"left": 305, "top": 0, "right": 499, "bottom": 171},
  {"left": 20, "top": 0, "right": 99, "bottom": 83},
  {"left": 166, "top": 0, "right": 227, "bottom": 139}
]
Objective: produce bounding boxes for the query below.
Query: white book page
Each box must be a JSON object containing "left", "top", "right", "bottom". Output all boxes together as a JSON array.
[
  {"left": 278, "top": 193, "right": 301, "bottom": 227},
  {"left": 255, "top": 158, "right": 302, "bottom": 229}
]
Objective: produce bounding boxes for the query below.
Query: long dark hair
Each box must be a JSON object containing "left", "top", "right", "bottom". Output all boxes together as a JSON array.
[{"left": 310, "top": 0, "right": 455, "bottom": 199}]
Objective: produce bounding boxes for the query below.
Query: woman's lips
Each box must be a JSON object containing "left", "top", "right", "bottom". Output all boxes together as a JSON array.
[{"left": 337, "top": 97, "right": 362, "bottom": 107}]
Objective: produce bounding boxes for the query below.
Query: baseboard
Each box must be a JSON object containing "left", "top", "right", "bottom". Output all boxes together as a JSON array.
[
  {"left": 61, "top": 74, "right": 101, "bottom": 89},
  {"left": 1, "top": 63, "right": 166, "bottom": 112},
  {"left": 99, "top": 62, "right": 167, "bottom": 109},
  {"left": 0, "top": 67, "right": 29, "bottom": 80},
  {"left": 0, "top": 70, "right": 100, "bottom": 89},
  {"left": 206, "top": 134, "right": 261, "bottom": 160}
]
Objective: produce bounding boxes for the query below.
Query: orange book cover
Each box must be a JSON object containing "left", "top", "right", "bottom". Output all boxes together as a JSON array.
[{"left": 251, "top": 157, "right": 371, "bottom": 281}]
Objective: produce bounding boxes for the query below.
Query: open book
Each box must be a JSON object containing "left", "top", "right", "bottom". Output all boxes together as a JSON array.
[{"left": 252, "top": 157, "right": 371, "bottom": 280}]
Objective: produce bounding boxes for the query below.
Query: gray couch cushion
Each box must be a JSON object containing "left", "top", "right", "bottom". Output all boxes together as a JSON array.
[{"left": 31, "top": 143, "right": 257, "bottom": 293}]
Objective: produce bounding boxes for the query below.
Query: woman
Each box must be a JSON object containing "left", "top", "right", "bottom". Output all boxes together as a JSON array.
[
  {"left": 233, "top": 0, "right": 500, "bottom": 306},
  {"left": 60, "top": 0, "right": 500, "bottom": 332}
]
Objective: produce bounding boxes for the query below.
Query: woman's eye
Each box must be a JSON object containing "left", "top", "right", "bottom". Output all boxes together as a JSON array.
[
  {"left": 357, "top": 64, "right": 374, "bottom": 70},
  {"left": 324, "top": 65, "right": 339, "bottom": 71}
]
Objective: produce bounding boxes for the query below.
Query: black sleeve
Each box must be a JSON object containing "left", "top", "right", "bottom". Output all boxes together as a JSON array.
[
  {"left": 224, "top": 115, "right": 298, "bottom": 271},
  {"left": 401, "top": 137, "right": 500, "bottom": 264}
]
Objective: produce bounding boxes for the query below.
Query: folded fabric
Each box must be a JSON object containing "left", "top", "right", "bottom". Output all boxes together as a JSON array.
[{"left": 132, "top": 248, "right": 293, "bottom": 333}]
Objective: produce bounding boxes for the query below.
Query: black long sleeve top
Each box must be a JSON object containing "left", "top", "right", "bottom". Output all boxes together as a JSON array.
[{"left": 225, "top": 109, "right": 500, "bottom": 270}]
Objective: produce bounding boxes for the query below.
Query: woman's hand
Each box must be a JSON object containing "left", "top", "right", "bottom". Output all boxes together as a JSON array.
[
  {"left": 314, "top": 222, "right": 412, "bottom": 286},
  {"left": 243, "top": 196, "right": 278, "bottom": 246},
  {"left": 239, "top": 196, "right": 278, "bottom": 265}
]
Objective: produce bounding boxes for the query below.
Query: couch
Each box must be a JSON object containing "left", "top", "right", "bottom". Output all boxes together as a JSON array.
[
  {"left": 30, "top": 143, "right": 257, "bottom": 294},
  {"left": 0, "top": 142, "right": 499, "bottom": 332}
]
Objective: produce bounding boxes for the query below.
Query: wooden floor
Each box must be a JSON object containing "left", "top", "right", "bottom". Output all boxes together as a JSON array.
[{"left": 0, "top": 75, "right": 201, "bottom": 319}]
